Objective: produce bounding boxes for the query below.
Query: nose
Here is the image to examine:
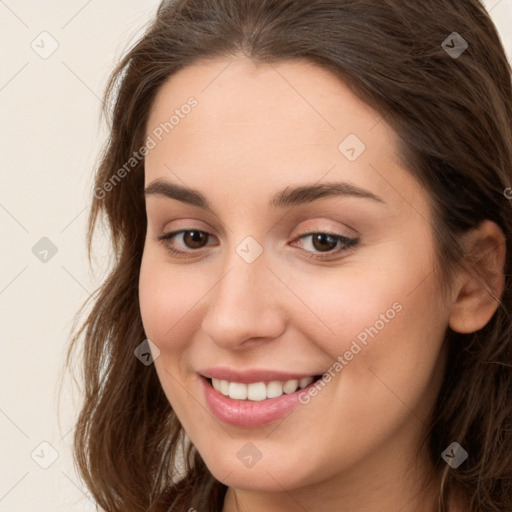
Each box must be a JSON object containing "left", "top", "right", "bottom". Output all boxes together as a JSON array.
[{"left": 201, "top": 250, "right": 286, "bottom": 350}]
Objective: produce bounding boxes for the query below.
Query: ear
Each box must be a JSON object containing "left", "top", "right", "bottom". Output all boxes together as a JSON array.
[{"left": 448, "top": 220, "right": 506, "bottom": 334}]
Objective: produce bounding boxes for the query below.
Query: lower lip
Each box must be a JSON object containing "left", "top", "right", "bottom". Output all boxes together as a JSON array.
[{"left": 201, "top": 377, "right": 316, "bottom": 428}]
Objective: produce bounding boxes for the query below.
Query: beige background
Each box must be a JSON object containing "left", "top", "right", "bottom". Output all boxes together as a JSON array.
[{"left": 0, "top": 1, "right": 511, "bottom": 510}]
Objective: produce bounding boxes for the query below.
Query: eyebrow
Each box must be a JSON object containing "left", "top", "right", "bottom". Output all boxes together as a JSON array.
[{"left": 144, "top": 178, "right": 384, "bottom": 211}]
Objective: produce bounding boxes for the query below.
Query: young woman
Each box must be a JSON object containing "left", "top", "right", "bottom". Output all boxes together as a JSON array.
[{"left": 68, "top": 1, "right": 512, "bottom": 511}]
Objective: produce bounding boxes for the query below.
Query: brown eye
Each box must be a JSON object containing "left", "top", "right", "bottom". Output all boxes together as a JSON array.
[
  {"left": 157, "top": 229, "right": 215, "bottom": 256},
  {"left": 182, "top": 230, "right": 209, "bottom": 249},
  {"left": 311, "top": 233, "right": 339, "bottom": 252},
  {"left": 293, "top": 232, "right": 359, "bottom": 260}
]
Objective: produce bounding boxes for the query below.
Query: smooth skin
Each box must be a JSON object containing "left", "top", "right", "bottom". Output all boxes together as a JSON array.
[{"left": 138, "top": 56, "right": 505, "bottom": 512}]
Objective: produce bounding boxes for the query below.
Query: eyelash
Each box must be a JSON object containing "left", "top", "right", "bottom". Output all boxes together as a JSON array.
[{"left": 156, "top": 229, "right": 359, "bottom": 261}]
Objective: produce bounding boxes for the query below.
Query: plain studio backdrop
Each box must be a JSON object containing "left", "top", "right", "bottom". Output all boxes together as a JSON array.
[{"left": 0, "top": 1, "right": 511, "bottom": 511}]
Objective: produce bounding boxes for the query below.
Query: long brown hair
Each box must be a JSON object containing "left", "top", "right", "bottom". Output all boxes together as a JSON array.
[{"left": 67, "top": 1, "right": 512, "bottom": 510}]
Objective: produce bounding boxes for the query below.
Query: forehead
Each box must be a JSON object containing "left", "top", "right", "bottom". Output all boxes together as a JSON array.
[
  {"left": 146, "top": 56, "right": 389, "bottom": 146},
  {"left": 143, "top": 56, "right": 422, "bottom": 214}
]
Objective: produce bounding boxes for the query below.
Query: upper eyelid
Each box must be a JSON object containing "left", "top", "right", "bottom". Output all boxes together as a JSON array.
[
  {"left": 158, "top": 216, "right": 358, "bottom": 237},
  {"left": 161, "top": 226, "right": 353, "bottom": 237}
]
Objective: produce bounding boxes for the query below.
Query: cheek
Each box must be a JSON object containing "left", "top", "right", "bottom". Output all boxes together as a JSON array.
[
  {"left": 284, "top": 237, "right": 446, "bottom": 355},
  {"left": 139, "top": 250, "right": 206, "bottom": 351},
  {"left": 138, "top": 250, "right": 209, "bottom": 419},
  {"left": 306, "top": 269, "right": 448, "bottom": 353}
]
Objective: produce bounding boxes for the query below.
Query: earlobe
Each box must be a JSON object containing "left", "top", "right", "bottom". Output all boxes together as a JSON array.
[{"left": 448, "top": 220, "right": 506, "bottom": 334}]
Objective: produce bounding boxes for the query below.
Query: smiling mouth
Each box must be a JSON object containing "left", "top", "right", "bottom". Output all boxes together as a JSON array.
[{"left": 205, "top": 375, "right": 323, "bottom": 401}]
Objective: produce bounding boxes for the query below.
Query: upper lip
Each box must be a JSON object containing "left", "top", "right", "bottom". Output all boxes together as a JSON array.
[{"left": 199, "top": 367, "right": 322, "bottom": 384}]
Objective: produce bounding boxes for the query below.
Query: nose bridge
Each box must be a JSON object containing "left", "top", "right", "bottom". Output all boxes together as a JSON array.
[{"left": 201, "top": 238, "right": 285, "bottom": 348}]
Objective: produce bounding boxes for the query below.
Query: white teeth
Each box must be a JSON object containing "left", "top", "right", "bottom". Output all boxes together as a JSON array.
[
  {"left": 283, "top": 379, "right": 299, "bottom": 394},
  {"left": 247, "top": 382, "right": 267, "bottom": 401},
  {"left": 299, "top": 376, "right": 314, "bottom": 389},
  {"left": 210, "top": 376, "right": 316, "bottom": 401},
  {"left": 212, "top": 378, "right": 221, "bottom": 392},
  {"left": 219, "top": 379, "right": 229, "bottom": 395},
  {"left": 267, "top": 380, "right": 284, "bottom": 398},
  {"left": 228, "top": 382, "right": 247, "bottom": 400}
]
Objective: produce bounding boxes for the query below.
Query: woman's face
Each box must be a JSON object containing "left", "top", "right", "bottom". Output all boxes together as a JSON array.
[{"left": 139, "top": 56, "right": 451, "bottom": 495}]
